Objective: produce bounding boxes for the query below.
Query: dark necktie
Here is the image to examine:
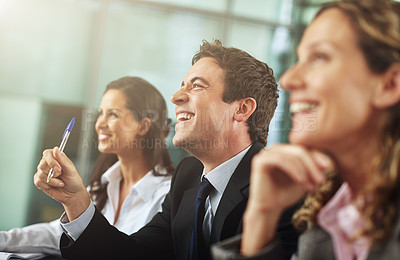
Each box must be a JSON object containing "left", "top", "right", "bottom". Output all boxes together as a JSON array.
[{"left": 188, "top": 178, "right": 213, "bottom": 260}]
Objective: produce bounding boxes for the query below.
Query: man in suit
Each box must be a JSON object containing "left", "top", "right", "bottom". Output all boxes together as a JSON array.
[{"left": 34, "top": 40, "right": 298, "bottom": 260}]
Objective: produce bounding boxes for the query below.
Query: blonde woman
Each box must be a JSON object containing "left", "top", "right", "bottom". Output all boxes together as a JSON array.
[{"left": 213, "top": 0, "right": 400, "bottom": 259}]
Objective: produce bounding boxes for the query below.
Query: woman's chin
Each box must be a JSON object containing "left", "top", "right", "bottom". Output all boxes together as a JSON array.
[
  {"left": 288, "top": 132, "right": 315, "bottom": 146},
  {"left": 98, "top": 143, "right": 112, "bottom": 153}
]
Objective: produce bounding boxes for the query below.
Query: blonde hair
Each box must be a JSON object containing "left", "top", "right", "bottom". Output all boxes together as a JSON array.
[{"left": 293, "top": 0, "right": 400, "bottom": 246}]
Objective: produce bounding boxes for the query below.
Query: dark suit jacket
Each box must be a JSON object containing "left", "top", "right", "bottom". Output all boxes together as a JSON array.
[{"left": 61, "top": 142, "right": 298, "bottom": 260}]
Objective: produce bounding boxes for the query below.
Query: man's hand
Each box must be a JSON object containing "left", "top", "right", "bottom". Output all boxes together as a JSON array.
[{"left": 34, "top": 147, "right": 90, "bottom": 221}]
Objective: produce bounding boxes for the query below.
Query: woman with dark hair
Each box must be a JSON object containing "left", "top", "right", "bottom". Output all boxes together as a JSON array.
[
  {"left": 88, "top": 76, "right": 174, "bottom": 224},
  {"left": 212, "top": 0, "right": 400, "bottom": 259},
  {"left": 0, "top": 76, "right": 174, "bottom": 257}
]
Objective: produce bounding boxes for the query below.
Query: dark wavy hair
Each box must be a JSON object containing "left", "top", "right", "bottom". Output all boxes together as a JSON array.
[
  {"left": 192, "top": 40, "right": 279, "bottom": 146},
  {"left": 88, "top": 76, "right": 175, "bottom": 211}
]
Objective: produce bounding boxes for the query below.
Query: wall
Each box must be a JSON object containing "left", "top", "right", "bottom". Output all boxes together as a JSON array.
[{"left": 0, "top": 0, "right": 299, "bottom": 229}]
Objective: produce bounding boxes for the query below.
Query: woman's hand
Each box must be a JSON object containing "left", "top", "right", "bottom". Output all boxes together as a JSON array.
[
  {"left": 34, "top": 147, "right": 90, "bottom": 221},
  {"left": 241, "top": 144, "right": 333, "bottom": 256}
]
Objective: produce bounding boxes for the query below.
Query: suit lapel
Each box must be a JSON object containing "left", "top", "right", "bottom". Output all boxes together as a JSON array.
[
  {"left": 209, "top": 142, "right": 264, "bottom": 243},
  {"left": 171, "top": 157, "right": 204, "bottom": 259},
  {"left": 367, "top": 193, "right": 400, "bottom": 259},
  {"left": 175, "top": 186, "right": 198, "bottom": 234}
]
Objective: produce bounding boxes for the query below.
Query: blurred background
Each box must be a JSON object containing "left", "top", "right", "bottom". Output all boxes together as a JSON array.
[{"left": 0, "top": 0, "right": 329, "bottom": 230}]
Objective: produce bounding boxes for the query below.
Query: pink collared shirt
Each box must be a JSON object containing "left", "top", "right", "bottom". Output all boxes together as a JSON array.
[{"left": 318, "top": 183, "right": 370, "bottom": 260}]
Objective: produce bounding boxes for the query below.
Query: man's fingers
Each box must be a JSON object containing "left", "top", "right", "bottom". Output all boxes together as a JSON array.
[
  {"left": 42, "top": 148, "right": 62, "bottom": 174},
  {"left": 34, "top": 170, "right": 65, "bottom": 189},
  {"left": 37, "top": 157, "right": 50, "bottom": 173},
  {"left": 47, "top": 177, "right": 65, "bottom": 188},
  {"left": 52, "top": 147, "right": 75, "bottom": 175},
  {"left": 37, "top": 158, "right": 62, "bottom": 181},
  {"left": 34, "top": 171, "right": 49, "bottom": 190}
]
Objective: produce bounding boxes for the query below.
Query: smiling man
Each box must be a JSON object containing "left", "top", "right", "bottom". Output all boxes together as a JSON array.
[{"left": 34, "top": 40, "right": 298, "bottom": 260}]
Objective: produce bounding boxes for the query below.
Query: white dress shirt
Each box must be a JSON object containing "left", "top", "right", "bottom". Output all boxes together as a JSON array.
[
  {"left": 99, "top": 161, "right": 171, "bottom": 234},
  {"left": 202, "top": 145, "right": 251, "bottom": 241},
  {"left": 0, "top": 220, "right": 62, "bottom": 256}
]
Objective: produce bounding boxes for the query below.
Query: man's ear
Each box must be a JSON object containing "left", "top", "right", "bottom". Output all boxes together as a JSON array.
[
  {"left": 138, "top": 118, "right": 151, "bottom": 136},
  {"left": 233, "top": 97, "right": 257, "bottom": 122},
  {"left": 373, "top": 63, "right": 400, "bottom": 109}
]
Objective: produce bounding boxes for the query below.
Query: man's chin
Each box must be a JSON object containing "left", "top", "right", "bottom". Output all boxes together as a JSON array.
[
  {"left": 173, "top": 137, "right": 195, "bottom": 152},
  {"left": 172, "top": 137, "right": 190, "bottom": 149},
  {"left": 172, "top": 137, "right": 180, "bottom": 148},
  {"left": 172, "top": 136, "right": 191, "bottom": 149}
]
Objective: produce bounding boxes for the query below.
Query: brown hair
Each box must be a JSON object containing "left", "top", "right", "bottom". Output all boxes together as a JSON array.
[
  {"left": 192, "top": 40, "right": 279, "bottom": 146},
  {"left": 293, "top": 0, "right": 400, "bottom": 246},
  {"left": 88, "top": 76, "right": 174, "bottom": 211}
]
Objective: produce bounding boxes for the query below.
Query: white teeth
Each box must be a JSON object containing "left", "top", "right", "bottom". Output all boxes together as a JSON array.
[
  {"left": 177, "top": 113, "right": 194, "bottom": 121},
  {"left": 98, "top": 134, "right": 110, "bottom": 141},
  {"left": 290, "top": 102, "right": 317, "bottom": 113}
]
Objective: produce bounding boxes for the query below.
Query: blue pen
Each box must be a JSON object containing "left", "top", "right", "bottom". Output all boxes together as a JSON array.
[{"left": 46, "top": 117, "right": 75, "bottom": 183}]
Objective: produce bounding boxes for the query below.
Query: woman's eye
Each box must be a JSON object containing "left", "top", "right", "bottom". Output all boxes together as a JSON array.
[{"left": 311, "top": 52, "right": 328, "bottom": 61}]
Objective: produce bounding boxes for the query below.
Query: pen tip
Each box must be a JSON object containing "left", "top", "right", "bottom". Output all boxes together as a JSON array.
[{"left": 67, "top": 117, "right": 75, "bottom": 132}]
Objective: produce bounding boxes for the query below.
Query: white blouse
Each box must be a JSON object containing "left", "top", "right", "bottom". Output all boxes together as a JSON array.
[{"left": 99, "top": 161, "right": 172, "bottom": 234}]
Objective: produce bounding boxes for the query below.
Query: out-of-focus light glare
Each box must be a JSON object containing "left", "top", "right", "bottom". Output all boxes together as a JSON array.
[{"left": 0, "top": 0, "right": 6, "bottom": 10}]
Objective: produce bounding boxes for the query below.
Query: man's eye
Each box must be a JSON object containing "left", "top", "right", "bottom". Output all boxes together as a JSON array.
[{"left": 193, "top": 84, "right": 203, "bottom": 88}]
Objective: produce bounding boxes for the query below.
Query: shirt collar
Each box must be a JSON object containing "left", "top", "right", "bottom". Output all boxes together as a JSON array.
[
  {"left": 318, "top": 182, "right": 353, "bottom": 225},
  {"left": 318, "top": 183, "right": 371, "bottom": 259},
  {"left": 133, "top": 168, "right": 169, "bottom": 202},
  {"left": 101, "top": 161, "right": 122, "bottom": 184},
  {"left": 101, "top": 161, "right": 169, "bottom": 202},
  {"left": 202, "top": 145, "right": 252, "bottom": 195}
]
